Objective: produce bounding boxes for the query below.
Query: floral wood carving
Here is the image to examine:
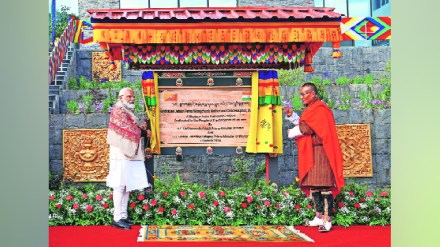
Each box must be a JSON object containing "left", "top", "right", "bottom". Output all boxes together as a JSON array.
[
  {"left": 336, "top": 124, "right": 373, "bottom": 177},
  {"left": 92, "top": 52, "right": 121, "bottom": 82},
  {"left": 63, "top": 129, "right": 109, "bottom": 182}
]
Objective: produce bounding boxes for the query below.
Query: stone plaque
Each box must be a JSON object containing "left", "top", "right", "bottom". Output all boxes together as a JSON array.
[
  {"left": 92, "top": 52, "right": 121, "bottom": 82},
  {"left": 336, "top": 124, "right": 373, "bottom": 177},
  {"left": 63, "top": 129, "right": 109, "bottom": 182}
]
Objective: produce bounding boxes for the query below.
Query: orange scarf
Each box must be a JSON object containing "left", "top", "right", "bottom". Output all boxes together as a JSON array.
[{"left": 296, "top": 101, "right": 344, "bottom": 198}]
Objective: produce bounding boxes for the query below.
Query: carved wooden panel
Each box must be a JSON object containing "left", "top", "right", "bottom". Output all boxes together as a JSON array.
[
  {"left": 62, "top": 129, "right": 109, "bottom": 182},
  {"left": 92, "top": 52, "right": 121, "bottom": 82},
  {"left": 336, "top": 124, "right": 373, "bottom": 177}
]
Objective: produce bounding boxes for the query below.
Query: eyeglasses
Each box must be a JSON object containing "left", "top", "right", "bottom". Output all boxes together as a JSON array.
[{"left": 300, "top": 92, "right": 311, "bottom": 97}]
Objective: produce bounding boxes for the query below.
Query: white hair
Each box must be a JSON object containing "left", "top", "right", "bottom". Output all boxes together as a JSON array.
[{"left": 118, "top": 87, "right": 134, "bottom": 97}]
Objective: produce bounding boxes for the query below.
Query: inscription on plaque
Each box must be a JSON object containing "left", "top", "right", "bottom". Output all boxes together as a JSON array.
[{"left": 159, "top": 87, "right": 251, "bottom": 146}]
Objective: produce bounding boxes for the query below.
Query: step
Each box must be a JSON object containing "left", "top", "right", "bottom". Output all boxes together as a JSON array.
[
  {"left": 49, "top": 108, "right": 54, "bottom": 114},
  {"left": 49, "top": 94, "right": 58, "bottom": 101},
  {"left": 55, "top": 75, "right": 65, "bottom": 81},
  {"left": 56, "top": 71, "right": 66, "bottom": 76}
]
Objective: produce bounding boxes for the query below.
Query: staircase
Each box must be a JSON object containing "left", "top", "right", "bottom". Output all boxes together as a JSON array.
[{"left": 49, "top": 46, "right": 75, "bottom": 114}]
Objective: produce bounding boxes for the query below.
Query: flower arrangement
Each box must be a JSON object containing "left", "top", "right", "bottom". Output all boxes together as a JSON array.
[{"left": 49, "top": 176, "right": 390, "bottom": 227}]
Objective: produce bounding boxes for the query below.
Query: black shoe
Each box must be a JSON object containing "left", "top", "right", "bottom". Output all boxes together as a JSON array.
[
  {"left": 111, "top": 220, "right": 131, "bottom": 230},
  {"left": 122, "top": 217, "right": 134, "bottom": 225}
]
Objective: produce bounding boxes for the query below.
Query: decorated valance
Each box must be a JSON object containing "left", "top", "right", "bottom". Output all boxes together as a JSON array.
[{"left": 92, "top": 22, "right": 342, "bottom": 44}]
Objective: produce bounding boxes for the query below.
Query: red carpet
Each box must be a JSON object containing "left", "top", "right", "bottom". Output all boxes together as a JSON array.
[{"left": 49, "top": 225, "right": 390, "bottom": 247}]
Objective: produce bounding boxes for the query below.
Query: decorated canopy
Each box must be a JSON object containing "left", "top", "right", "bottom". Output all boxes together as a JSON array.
[{"left": 87, "top": 7, "right": 344, "bottom": 71}]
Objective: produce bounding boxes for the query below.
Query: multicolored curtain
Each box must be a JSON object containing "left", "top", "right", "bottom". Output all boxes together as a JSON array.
[
  {"left": 141, "top": 71, "right": 161, "bottom": 154},
  {"left": 246, "top": 70, "right": 283, "bottom": 154}
]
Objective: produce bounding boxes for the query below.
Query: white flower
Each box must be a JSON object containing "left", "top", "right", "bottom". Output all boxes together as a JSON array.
[{"left": 225, "top": 211, "right": 234, "bottom": 218}]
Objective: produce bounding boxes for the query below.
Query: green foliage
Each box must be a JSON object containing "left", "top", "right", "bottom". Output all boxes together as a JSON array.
[
  {"left": 277, "top": 69, "right": 305, "bottom": 86},
  {"left": 352, "top": 76, "right": 364, "bottom": 84},
  {"left": 66, "top": 100, "right": 79, "bottom": 114},
  {"left": 364, "top": 74, "right": 375, "bottom": 85},
  {"left": 229, "top": 157, "right": 266, "bottom": 189},
  {"left": 291, "top": 93, "right": 303, "bottom": 111},
  {"left": 49, "top": 178, "right": 390, "bottom": 227},
  {"left": 337, "top": 93, "right": 352, "bottom": 110},
  {"left": 49, "top": 5, "right": 78, "bottom": 40},
  {"left": 68, "top": 77, "right": 78, "bottom": 90},
  {"left": 335, "top": 76, "right": 350, "bottom": 86}
]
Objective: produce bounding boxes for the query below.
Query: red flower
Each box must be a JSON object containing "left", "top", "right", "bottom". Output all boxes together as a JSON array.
[
  {"left": 219, "top": 191, "right": 226, "bottom": 197},
  {"left": 246, "top": 196, "right": 253, "bottom": 203},
  {"left": 73, "top": 204, "right": 79, "bottom": 210},
  {"left": 138, "top": 194, "right": 145, "bottom": 201},
  {"left": 102, "top": 203, "right": 109, "bottom": 209},
  {"left": 381, "top": 191, "right": 388, "bottom": 197},
  {"left": 162, "top": 192, "right": 169, "bottom": 197},
  {"left": 157, "top": 206, "right": 164, "bottom": 213},
  {"left": 171, "top": 209, "right": 178, "bottom": 215},
  {"left": 282, "top": 191, "right": 289, "bottom": 196},
  {"left": 360, "top": 198, "right": 366, "bottom": 202},
  {"left": 376, "top": 197, "right": 381, "bottom": 201},
  {"left": 257, "top": 205, "right": 262, "bottom": 209},
  {"left": 49, "top": 195, "right": 56, "bottom": 201},
  {"left": 354, "top": 203, "right": 361, "bottom": 209},
  {"left": 224, "top": 207, "right": 231, "bottom": 213},
  {"left": 179, "top": 191, "right": 187, "bottom": 197},
  {"left": 255, "top": 191, "right": 262, "bottom": 196},
  {"left": 150, "top": 199, "right": 157, "bottom": 206},
  {"left": 207, "top": 211, "right": 212, "bottom": 215},
  {"left": 66, "top": 195, "right": 73, "bottom": 201},
  {"left": 109, "top": 194, "right": 113, "bottom": 199},
  {"left": 366, "top": 191, "right": 373, "bottom": 197},
  {"left": 86, "top": 204, "right": 93, "bottom": 212},
  {"left": 241, "top": 202, "right": 248, "bottom": 208},
  {"left": 295, "top": 205, "right": 301, "bottom": 211},
  {"left": 81, "top": 194, "right": 88, "bottom": 199},
  {"left": 130, "top": 202, "right": 136, "bottom": 209},
  {"left": 198, "top": 191, "right": 206, "bottom": 199},
  {"left": 95, "top": 194, "right": 103, "bottom": 201},
  {"left": 264, "top": 200, "right": 271, "bottom": 207},
  {"left": 142, "top": 204, "right": 149, "bottom": 211},
  {"left": 188, "top": 204, "right": 195, "bottom": 210},
  {"left": 307, "top": 204, "right": 313, "bottom": 209},
  {"left": 338, "top": 202, "right": 345, "bottom": 208},
  {"left": 349, "top": 191, "right": 354, "bottom": 196},
  {"left": 276, "top": 204, "right": 281, "bottom": 209},
  {"left": 56, "top": 203, "right": 61, "bottom": 209},
  {"left": 213, "top": 201, "right": 219, "bottom": 207}
]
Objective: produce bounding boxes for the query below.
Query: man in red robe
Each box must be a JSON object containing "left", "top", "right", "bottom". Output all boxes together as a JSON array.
[{"left": 286, "top": 82, "right": 344, "bottom": 232}]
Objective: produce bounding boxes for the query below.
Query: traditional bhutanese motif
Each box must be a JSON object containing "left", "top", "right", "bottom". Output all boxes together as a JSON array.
[
  {"left": 73, "top": 20, "right": 93, "bottom": 44},
  {"left": 92, "top": 22, "right": 343, "bottom": 44},
  {"left": 246, "top": 71, "right": 283, "bottom": 154},
  {"left": 341, "top": 17, "right": 391, "bottom": 41},
  {"left": 121, "top": 43, "right": 308, "bottom": 68},
  {"left": 141, "top": 71, "right": 161, "bottom": 154}
]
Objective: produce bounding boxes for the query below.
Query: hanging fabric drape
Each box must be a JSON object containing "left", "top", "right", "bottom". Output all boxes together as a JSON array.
[
  {"left": 246, "top": 70, "right": 283, "bottom": 154},
  {"left": 141, "top": 71, "right": 161, "bottom": 154}
]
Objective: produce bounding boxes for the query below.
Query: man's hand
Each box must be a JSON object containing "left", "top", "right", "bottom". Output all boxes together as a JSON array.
[{"left": 140, "top": 122, "right": 147, "bottom": 130}]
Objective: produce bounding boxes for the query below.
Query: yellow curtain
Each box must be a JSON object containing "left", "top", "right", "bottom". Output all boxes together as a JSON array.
[
  {"left": 246, "top": 71, "right": 283, "bottom": 154},
  {"left": 141, "top": 71, "right": 161, "bottom": 154}
]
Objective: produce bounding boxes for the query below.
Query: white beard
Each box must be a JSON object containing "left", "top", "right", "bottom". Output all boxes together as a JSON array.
[{"left": 122, "top": 100, "right": 135, "bottom": 110}]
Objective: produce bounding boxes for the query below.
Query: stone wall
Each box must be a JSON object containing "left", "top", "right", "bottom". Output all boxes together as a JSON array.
[
  {"left": 305, "top": 46, "right": 391, "bottom": 82},
  {"left": 50, "top": 93, "right": 390, "bottom": 190}
]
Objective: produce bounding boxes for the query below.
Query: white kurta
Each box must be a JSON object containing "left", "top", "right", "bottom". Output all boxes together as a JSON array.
[{"left": 106, "top": 142, "right": 149, "bottom": 192}]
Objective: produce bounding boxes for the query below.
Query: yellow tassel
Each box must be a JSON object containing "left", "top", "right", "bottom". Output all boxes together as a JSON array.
[{"left": 332, "top": 49, "right": 343, "bottom": 58}]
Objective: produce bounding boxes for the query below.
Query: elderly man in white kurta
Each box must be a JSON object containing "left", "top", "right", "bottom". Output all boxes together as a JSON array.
[{"left": 106, "top": 87, "right": 149, "bottom": 230}]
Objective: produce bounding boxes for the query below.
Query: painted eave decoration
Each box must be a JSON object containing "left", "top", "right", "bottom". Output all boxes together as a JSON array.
[{"left": 87, "top": 7, "right": 344, "bottom": 71}]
